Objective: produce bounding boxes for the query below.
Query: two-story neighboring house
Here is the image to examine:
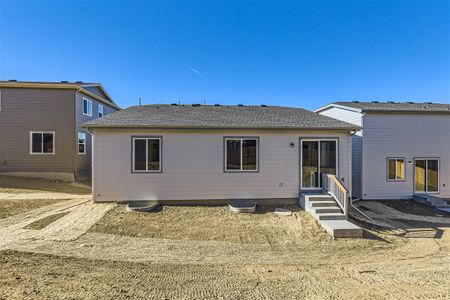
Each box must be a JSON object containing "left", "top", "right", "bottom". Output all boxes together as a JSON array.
[
  {"left": 0, "top": 80, "right": 120, "bottom": 181},
  {"left": 316, "top": 101, "right": 450, "bottom": 200}
]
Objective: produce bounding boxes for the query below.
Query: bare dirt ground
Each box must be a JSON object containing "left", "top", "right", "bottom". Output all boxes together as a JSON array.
[{"left": 0, "top": 176, "right": 449, "bottom": 299}]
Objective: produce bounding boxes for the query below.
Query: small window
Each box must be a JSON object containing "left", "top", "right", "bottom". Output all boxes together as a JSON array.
[
  {"left": 30, "top": 132, "right": 54, "bottom": 154},
  {"left": 83, "top": 98, "right": 92, "bottom": 116},
  {"left": 78, "top": 132, "right": 86, "bottom": 154},
  {"left": 387, "top": 158, "right": 405, "bottom": 181},
  {"left": 98, "top": 104, "right": 104, "bottom": 117},
  {"left": 225, "top": 138, "right": 258, "bottom": 172},
  {"left": 132, "top": 137, "right": 161, "bottom": 172}
]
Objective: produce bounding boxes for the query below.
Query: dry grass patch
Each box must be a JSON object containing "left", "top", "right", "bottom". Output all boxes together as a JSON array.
[
  {"left": 0, "top": 199, "right": 70, "bottom": 219},
  {"left": 23, "top": 212, "right": 69, "bottom": 230},
  {"left": 89, "top": 204, "right": 329, "bottom": 246}
]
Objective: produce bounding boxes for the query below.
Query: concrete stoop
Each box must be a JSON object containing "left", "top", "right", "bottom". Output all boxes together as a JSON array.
[
  {"left": 300, "top": 193, "right": 363, "bottom": 238},
  {"left": 414, "top": 194, "right": 450, "bottom": 213}
]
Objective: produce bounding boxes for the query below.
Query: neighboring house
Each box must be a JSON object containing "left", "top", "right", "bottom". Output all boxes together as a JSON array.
[
  {"left": 0, "top": 80, "right": 120, "bottom": 181},
  {"left": 316, "top": 101, "right": 450, "bottom": 200},
  {"left": 82, "top": 104, "right": 359, "bottom": 203}
]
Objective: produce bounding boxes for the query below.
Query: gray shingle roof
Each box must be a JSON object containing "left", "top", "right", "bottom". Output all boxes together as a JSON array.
[
  {"left": 334, "top": 101, "right": 450, "bottom": 112},
  {"left": 82, "top": 104, "right": 359, "bottom": 130}
]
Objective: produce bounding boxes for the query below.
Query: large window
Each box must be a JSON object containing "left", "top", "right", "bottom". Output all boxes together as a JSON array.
[
  {"left": 78, "top": 132, "right": 86, "bottom": 154},
  {"left": 83, "top": 98, "right": 92, "bottom": 116},
  {"left": 387, "top": 158, "right": 405, "bottom": 181},
  {"left": 30, "top": 132, "right": 54, "bottom": 154},
  {"left": 225, "top": 138, "right": 258, "bottom": 172},
  {"left": 415, "top": 158, "right": 439, "bottom": 193},
  {"left": 98, "top": 104, "right": 104, "bottom": 117},
  {"left": 301, "top": 139, "right": 337, "bottom": 188},
  {"left": 132, "top": 137, "right": 161, "bottom": 172}
]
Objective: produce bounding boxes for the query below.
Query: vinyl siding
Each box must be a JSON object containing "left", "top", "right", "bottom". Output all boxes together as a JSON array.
[
  {"left": 318, "top": 106, "right": 363, "bottom": 198},
  {"left": 362, "top": 113, "right": 450, "bottom": 199},
  {"left": 0, "top": 88, "right": 75, "bottom": 172},
  {"left": 92, "top": 129, "right": 352, "bottom": 202},
  {"left": 75, "top": 92, "right": 117, "bottom": 172}
]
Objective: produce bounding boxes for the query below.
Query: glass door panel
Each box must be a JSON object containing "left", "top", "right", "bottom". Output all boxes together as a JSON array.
[
  {"left": 302, "top": 141, "right": 319, "bottom": 188},
  {"left": 415, "top": 159, "right": 426, "bottom": 192},
  {"left": 427, "top": 159, "right": 439, "bottom": 192}
]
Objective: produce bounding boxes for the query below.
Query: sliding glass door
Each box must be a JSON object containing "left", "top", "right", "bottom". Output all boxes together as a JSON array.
[
  {"left": 415, "top": 158, "right": 439, "bottom": 193},
  {"left": 301, "top": 140, "right": 337, "bottom": 189}
]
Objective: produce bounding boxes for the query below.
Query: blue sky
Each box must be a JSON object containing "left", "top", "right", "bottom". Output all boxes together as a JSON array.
[{"left": 0, "top": 1, "right": 449, "bottom": 110}]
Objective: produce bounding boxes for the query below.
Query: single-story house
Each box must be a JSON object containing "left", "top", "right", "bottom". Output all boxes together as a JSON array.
[
  {"left": 83, "top": 104, "right": 360, "bottom": 204},
  {"left": 0, "top": 80, "right": 120, "bottom": 181},
  {"left": 316, "top": 101, "right": 450, "bottom": 200}
]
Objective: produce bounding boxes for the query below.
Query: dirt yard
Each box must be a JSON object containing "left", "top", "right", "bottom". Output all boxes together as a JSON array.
[{"left": 1, "top": 176, "right": 450, "bottom": 299}]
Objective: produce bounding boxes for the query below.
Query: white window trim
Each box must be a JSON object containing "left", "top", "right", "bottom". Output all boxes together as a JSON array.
[
  {"left": 98, "top": 104, "right": 104, "bottom": 117},
  {"left": 83, "top": 97, "right": 93, "bottom": 117},
  {"left": 387, "top": 157, "right": 405, "bottom": 181},
  {"left": 300, "top": 138, "right": 339, "bottom": 190},
  {"left": 414, "top": 157, "right": 440, "bottom": 194},
  {"left": 224, "top": 137, "right": 259, "bottom": 172},
  {"left": 29, "top": 131, "right": 55, "bottom": 155},
  {"left": 78, "top": 132, "right": 86, "bottom": 155},
  {"left": 132, "top": 137, "right": 162, "bottom": 173}
]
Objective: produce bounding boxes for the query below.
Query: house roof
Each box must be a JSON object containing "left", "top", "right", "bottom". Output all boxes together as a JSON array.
[
  {"left": 317, "top": 101, "right": 450, "bottom": 113},
  {"left": 0, "top": 80, "right": 120, "bottom": 109},
  {"left": 82, "top": 104, "right": 360, "bottom": 130}
]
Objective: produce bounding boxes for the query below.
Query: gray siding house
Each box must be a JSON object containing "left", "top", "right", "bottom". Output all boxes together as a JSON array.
[
  {"left": 0, "top": 80, "right": 120, "bottom": 181},
  {"left": 316, "top": 101, "right": 450, "bottom": 200},
  {"left": 83, "top": 104, "right": 359, "bottom": 204}
]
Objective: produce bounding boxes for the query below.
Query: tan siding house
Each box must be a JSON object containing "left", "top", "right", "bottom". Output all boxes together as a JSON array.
[
  {"left": 83, "top": 105, "right": 359, "bottom": 203},
  {"left": 0, "top": 81, "right": 119, "bottom": 181}
]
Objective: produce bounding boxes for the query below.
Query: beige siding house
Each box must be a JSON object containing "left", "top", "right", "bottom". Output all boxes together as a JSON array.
[
  {"left": 0, "top": 80, "right": 119, "bottom": 181},
  {"left": 83, "top": 105, "right": 359, "bottom": 203},
  {"left": 316, "top": 101, "right": 450, "bottom": 200}
]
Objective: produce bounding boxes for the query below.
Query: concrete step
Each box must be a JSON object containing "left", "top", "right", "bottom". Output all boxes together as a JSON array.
[
  {"left": 309, "top": 197, "right": 334, "bottom": 202},
  {"left": 311, "top": 201, "right": 339, "bottom": 208},
  {"left": 318, "top": 213, "right": 346, "bottom": 221},
  {"left": 314, "top": 207, "right": 342, "bottom": 214},
  {"left": 321, "top": 219, "right": 364, "bottom": 238}
]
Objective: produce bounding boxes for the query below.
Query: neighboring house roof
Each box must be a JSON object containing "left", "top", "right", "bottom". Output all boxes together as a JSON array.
[
  {"left": 82, "top": 104, "right": 360, "bottom": 130},
  {"left": 315, "top": 101, "right": 450, "bottom": 113},
  {"left": 0, "top": 80, "right": 120, "bottom": 110}
]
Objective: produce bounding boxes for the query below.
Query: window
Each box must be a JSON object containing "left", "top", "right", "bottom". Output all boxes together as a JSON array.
[
  {"left": 83, "top": 98, "right": 92, "bottom": 116},
  {"left": 415, "top": 158, "right": 439, "bottom": 193},
  {"left": 132, "top": 137, "right": 161, "bottom": 172},
  {"left": 225, "top": 138, "right": 258, "bottom": 172},
  {"left": 78, "top": 132, "right": 86, "bottom": 154},
  {"left": 387, "top": 158, "right": 405, "bottom": 181},
  {"left": 98, "top": 104, "right": 104, "bottom": 117},
  {"left": 30, "top": 132, "right": 54, "bottom": 154}
]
